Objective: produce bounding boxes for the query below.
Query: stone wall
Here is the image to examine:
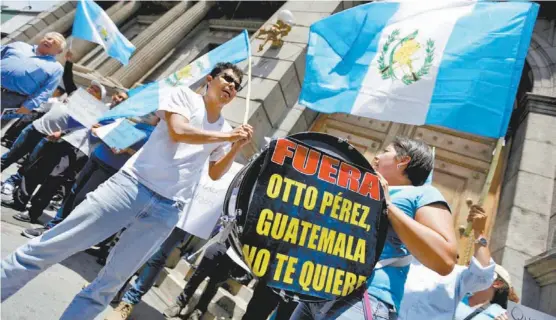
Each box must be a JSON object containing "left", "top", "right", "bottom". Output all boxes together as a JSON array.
[
  {"left": 491, "top": 94, "right": 556, "bottom": 310},
  {"left": 1, "top": 1, "right": 76, "bottom": 45},
  {"left": 226, "top": 1, "right": 368, "bottom": 162}
]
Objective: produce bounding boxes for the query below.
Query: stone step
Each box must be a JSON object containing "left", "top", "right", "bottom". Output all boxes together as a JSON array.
[
  {"left": 174, "top": 257, "right": 197, "bottom": 281},
  {"left": 203, "top": 303, "right": 231, "bottom": 320},
  {"left": 155, "top": 267, "right": 188, "bottom": 301},
  {"left": 206, "top": 287, "right": 247, "bottom": 320}
]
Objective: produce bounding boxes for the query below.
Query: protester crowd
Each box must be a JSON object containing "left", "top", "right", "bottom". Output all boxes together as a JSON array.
[{"left": 1, "top": 32, "right": 517, "bottom": 320}]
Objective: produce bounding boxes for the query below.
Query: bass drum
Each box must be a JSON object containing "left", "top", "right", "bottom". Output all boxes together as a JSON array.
[{"left": 223, "top": 132, "right": 389, "bottom": 301}]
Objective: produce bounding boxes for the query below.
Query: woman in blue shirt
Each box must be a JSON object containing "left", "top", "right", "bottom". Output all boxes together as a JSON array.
[{"left": 289, "top": 137, "right": 458, "bottom": 320}]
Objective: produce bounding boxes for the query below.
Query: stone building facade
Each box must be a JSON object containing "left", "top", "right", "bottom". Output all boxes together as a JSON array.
[{"left": 3, "top": 1, "right": 555, "bottom": 318}]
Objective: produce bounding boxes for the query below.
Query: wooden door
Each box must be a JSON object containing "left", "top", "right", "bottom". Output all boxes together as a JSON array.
[{"left": 310, "top": 114, "right": 502, "bottom": 263}]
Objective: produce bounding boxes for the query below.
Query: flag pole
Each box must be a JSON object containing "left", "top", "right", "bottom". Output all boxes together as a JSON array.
[
  {"left": 462, "top": 137, "right": 505, "bottom": 263},
  {"left": 243, "top": 51, "right": 252, "bottom": 125}
]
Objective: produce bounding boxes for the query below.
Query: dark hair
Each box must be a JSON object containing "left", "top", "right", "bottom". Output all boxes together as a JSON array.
[
  {"left": 491, "top": 275, "right": 510, "bottom": 309},
  {"left": 210, "top": 62, "right": 244, "bottom": 84},
  {"left": 392, "top": 136, "right": 434, "bottom": 186}
]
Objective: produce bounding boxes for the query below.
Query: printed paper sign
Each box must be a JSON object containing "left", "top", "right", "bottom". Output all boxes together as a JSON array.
[
  {"left": 239, "top": 138, "right": 387, "bottom": 300},
  {"left": 66, "top": 88, "right": 108, "bottom": 128},
  {"left": 95, "top": 119, "right": 147, "bottom": 151},
  {"left": 177, "top": 162, "right": 243, "bottom": 239},
  {"left": 508, "top": 302, "right": 556, "bottom": 320}
]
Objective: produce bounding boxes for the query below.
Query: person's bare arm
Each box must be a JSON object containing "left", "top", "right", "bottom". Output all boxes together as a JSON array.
[
  {"left": 208, "top": 142, "right": 243, "bottom": 180},
  {"left": 388, "top": 202, "right": 458, "bottom": 275},
  {"left": 378, "top": 173, "right": 457, "bottom": 276},
  {"left": 164, "top": 112, "right": 251, "bottom": 145},
  {"left": 467, "top": 199, "right": 491, "bottom": 267}
]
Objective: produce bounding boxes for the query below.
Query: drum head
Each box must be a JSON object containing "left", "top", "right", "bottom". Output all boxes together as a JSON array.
[{"left": 227, "top": 133, "right": 388, "bottom": 302}]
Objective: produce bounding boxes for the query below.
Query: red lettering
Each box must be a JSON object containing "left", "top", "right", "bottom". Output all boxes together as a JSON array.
[
  {"left": 337, "top": 163, "right": 362, "bottom": 193},
  {"left": 271, "top": 138, "right": 297, "bottom": 165},
  {"left": 317, "top": 155, "right": 340, "bottom": 184},
  {"left": 358, "top": 172, "right": 380, "bottom": 200},
  {"left": 292, "top": 145, "right": 321, "bottom": 175}
]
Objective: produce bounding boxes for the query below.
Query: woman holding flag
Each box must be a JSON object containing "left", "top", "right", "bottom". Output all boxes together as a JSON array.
[{"left": 289, "top": 137, "right": 458, "bottom": 320}]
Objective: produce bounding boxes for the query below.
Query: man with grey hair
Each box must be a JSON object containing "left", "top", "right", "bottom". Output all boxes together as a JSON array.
[{"left": 1, "top": 32, "right": 66, "bottom": 114}]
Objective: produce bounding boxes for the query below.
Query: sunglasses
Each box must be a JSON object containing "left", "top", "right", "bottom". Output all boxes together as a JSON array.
[{"left": 219, "top": 74, "right": 242, "bottom": 91}]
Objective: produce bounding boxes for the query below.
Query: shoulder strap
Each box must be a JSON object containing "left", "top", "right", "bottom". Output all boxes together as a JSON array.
[
  {"left": 462, "top": 305, "right": 487, "bottom": 320},
  {"left": 374, "top": 255, "right": 413, "bottom": 269}
]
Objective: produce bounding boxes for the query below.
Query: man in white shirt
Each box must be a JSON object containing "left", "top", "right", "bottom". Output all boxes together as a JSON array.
[
  {"left": 398, "top": 199, "right": 496, "bottom": 320},
  {"left": 0, "top": 62, "right": 253, "bottom": 320}
]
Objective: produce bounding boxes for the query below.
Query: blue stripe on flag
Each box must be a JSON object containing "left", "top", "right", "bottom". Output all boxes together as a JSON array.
[
  {"left": 73, "top": 0, "right": 135, "bottom": 65},
  {"left": 425, "top": 2, "right": 538, "bottom": 138},
  {"left": 99, "top": 30, "right": 250, "bottom": 121},
  {"left": 299, "top": 2, "right": 399, "bottom": 114}
]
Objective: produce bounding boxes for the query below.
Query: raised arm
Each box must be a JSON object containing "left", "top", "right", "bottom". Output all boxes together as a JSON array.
[
  {"left": 455, "top": 200, "right": 495, "bottom": 298},
  {"left": 63, "top": 51, "right": 77, "bottom": 95}
]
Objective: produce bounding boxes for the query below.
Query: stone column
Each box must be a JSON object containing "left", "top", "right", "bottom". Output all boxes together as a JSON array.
[
  {"left": 490, "top": 93, "right": 556, "bottom": 308},
  {"left": 97, "top": 1, "right": 194, "bottom": 77},
  {"left": 72, "top": 1, "right": 141, "bottom": 63},
  {"left": 110, "top": 1, "right": 214, "bottom": 87},
  {"left": 30, "top": 10, "right": 75, "bottom": 44}
]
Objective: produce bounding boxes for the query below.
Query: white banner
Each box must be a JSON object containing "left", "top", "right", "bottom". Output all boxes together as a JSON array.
[
  {"left": 176, "top": 162, "right": 243, "bottom": 239},
  {"left": 66, "top": 88, "right": 108, "bottom": 128},
  {"left": 508, "top": 302, "right": 556, "bottom": 320}
]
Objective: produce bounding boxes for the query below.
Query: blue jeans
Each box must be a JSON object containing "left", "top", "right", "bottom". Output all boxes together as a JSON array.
[
  {"left": 1, "top": 170, "right": 182, "bottom": 320},
  {"left": 0, "top": 124, "right": 45, "bottom": 171},
  {"left": 45, "top": 157, "right": 117, "bottom": 229},
  {"left": 290, "top": 289, "right": 397, "bottom": 320},
  {"left": 122, "top": 227, "right": 190, "bottom": 305}
]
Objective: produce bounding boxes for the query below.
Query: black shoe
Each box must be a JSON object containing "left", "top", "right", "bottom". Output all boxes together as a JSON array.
[
  {"left": 21, "top": 227, "right": 48, "bottom": 239},
  {"left": 13, "top": 213, "right": 38, "bottom": 224},
  {"left": 96, "top": 256, "right": 107, "bottom": 266}
]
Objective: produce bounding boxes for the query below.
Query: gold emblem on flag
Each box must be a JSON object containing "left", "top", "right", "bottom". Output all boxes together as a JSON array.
[
  {"left": 378, "top": 30, "right": 435, "bottom": 85},
  {"left": 166, "top": 60, "right": 205, "bottom": 86},
  {"left": 96, "top": 24, "right": 110, "bottom": 42}
]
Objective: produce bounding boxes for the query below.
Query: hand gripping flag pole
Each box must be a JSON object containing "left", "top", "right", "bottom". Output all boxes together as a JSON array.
[{"left": 461, "top": 137, "right": 505, "bottom": 264}]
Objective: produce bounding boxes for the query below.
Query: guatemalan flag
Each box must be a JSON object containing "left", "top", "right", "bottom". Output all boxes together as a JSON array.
[
  {"left": 72, "top": 0, "right": 135, "bottom": 65},
  {"left": 300, "top": 0, "right": 538, "bottom": 138},
  {"left": 99, "top": 30, "right": 251, "bottom": 121}
]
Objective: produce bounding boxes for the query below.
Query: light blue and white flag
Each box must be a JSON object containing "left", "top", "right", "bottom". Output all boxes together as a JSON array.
[
  {"left": 300, "top": 0, "right": 538, "bottom": 138},
  {"left": 99, "top": 30, "right": 251, "bottom": 121},
  {"left": 72, "top": 0, "right": 135, "bottom": 65}
]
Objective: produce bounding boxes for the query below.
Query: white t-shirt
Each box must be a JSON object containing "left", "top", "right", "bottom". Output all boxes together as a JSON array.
[
  {"left": 32, "top": 100, "right": 72, "bottom": 135},
  {"left": 398, "top": 257, "right": 496, "bottom": 320},
  {"left": 123, "top": 86, "right": 231, "bottom": 202}
]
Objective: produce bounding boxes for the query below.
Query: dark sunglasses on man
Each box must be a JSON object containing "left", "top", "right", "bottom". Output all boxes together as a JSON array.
[{"left": 220, "top": 74, "right": 243, "bottom": 92}]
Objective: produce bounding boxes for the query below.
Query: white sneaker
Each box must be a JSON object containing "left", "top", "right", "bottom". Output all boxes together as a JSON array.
[{"left": 1, "top": 183, "right": 14, "bottom": 195}]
